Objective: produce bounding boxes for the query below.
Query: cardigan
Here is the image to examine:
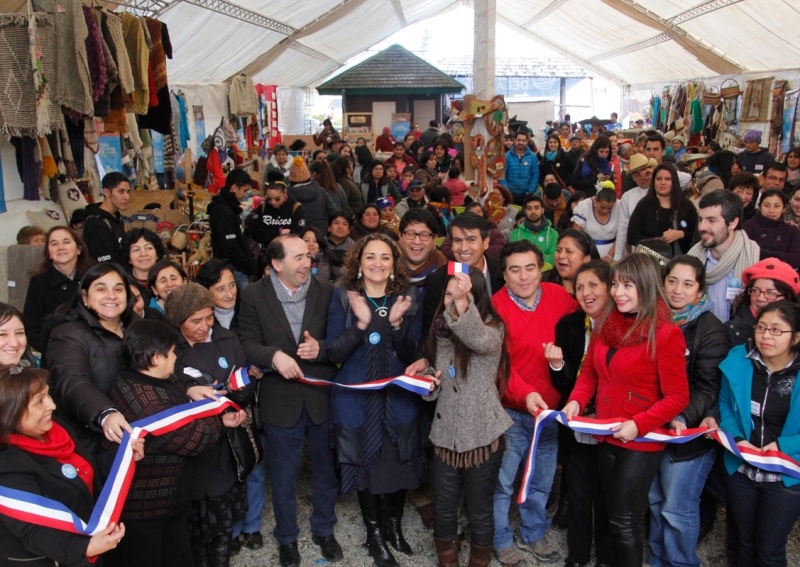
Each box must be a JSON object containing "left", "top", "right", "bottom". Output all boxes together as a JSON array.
[
  {"left": 719, "top": 345, "right": 800, "bottom": 487},
  {"left": 568, "top": 309, "right": 689, "bottom": 451},
  {"left": 424, "top": 299, "right": 512, "bottom": 454}
]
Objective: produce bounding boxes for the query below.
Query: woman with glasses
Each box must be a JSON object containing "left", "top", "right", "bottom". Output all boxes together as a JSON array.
[
  {"left": 712, "top": 300, "right": 800, "bottom": 566},
  {"left": 727, "top": 259, "right": 800, "bottom": 347}
]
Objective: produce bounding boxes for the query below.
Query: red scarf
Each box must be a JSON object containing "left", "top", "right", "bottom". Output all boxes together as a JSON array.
[
  {"left": 598, "top": 301, "right": 671, "bottom": 349},
  {"left": 8, "top": 423, "right": 94, "bottom": 495}
]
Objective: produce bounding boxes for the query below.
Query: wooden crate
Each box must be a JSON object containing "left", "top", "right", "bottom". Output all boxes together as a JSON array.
[{"left": 127, "top": 189, "right": 177, "bottom": 211}]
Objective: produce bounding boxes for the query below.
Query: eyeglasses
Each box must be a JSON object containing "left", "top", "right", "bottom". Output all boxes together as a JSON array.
[
  {"left": 748, "top": 287, "right": 784, "bottom": 300},
  {"left": 402, "top": 230, "right": 434, "bottom": 242},
  {"left": 766, "top": 175, "right": 786, "bottom": 183},
  {"left": 754, "top": 324, "right": 793, "bottom": 336}
]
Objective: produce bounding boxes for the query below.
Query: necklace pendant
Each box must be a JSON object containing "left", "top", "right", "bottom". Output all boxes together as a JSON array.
[{"left": 376, "top": 306, "right": 389, "bottom": 317}]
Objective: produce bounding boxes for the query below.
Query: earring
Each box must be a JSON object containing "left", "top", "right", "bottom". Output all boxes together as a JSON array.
[
  {"left": 390, "top": 273, "right": 395, "bottom": 281},
  {"left": 357, "top": 269, "right": 362, "bottom": 279}
]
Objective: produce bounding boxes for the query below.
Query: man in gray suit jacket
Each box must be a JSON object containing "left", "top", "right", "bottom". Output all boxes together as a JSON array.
[{"left": 238, "top": 235, "right": 342, "bottom": 567}]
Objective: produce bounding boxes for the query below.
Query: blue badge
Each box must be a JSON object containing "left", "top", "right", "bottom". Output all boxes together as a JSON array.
[
  {"left": 447, "top": 365, "right": 456, "bottom": 380},
  {"left": 728, "top": 277, "right": 742, "bottom": 289},
  {"left": 218, "top": 357, "right": 229, "bottom": 369},
  {"left": 680, "top": 220, "right": 687, "bottom": 228},
  {"left": 62, "top": 463, "right": 77, "bottom": 479},
  {"left": 369, "top": 332, "right": 381, "bottom": 345},
  {"left": 311, "top": 267, "right": 319, "bottom": 276}
]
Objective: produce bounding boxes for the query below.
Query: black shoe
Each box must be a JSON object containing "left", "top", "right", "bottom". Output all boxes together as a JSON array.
[
  {"left": 384, "top": 490, "right": 413, "bottom": 555},
  {"left": 230, "top": 536, "right": 241, "bottom": 555},
  {"left": 312, "top": 534, "right": 344, "bottom": 562},
  {"left": 241, "top": 532, "right": 263, "bottom": 550},
  {"left": 551, "top": 500, "right": 570, "bottom": 531},
  {"left": 278, "top": 541, "right": 301, "bottom": 567}
]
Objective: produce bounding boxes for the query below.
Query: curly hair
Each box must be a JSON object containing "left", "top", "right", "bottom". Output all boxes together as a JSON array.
[{"left": 339, "top": 233, "right": 409, "bottom": 295}]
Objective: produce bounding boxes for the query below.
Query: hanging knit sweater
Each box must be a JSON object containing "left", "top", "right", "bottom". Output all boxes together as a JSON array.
[
  {"left": 229, "top": 75, "right": 258, "bottom": 116},
  {"left": 121, "top": 13, "right": 150, "bottom": 114},
  {"left": 104, "top": 11, "right": 134, "bottom": 96}
]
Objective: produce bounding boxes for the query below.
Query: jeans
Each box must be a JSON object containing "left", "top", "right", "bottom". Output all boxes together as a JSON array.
[
  {"left": 233, "top": 269, "right": 250, "bottom": 291},
  {"left": 493, "top": 408, "right": 559, "bottom": 550},
  {"left": 263, "top": 407, "right": 338, "bottom": 544},
  {"left": 233, "top": 429, "right": 268, "bottom": 537},
  {"left": 648, "top": 448, "right": 716, "bottom": 567},
  {"left": 597, "top": 444, "right": 662, "bottom": 567},
  {"left": 567, "top": 441, "right": 614, "bottom": 565},
  {"left": 725, "top": 471, "right": 800, "bottom": 567},
  {"left": 433, "top": 444, "right": 503, "bottom": 547}
]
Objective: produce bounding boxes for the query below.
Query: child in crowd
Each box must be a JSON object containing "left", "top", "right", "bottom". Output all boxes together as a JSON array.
[
  {"left": 400, "top": 165, "right": 416, "bottom": 198},
  {"left": 442, "top": 166, "right": 468, "bottom": 206},
  {"left": 385, "top": 163, "right": 399, "bottom": 189},
  {"left": 376, "top": 197, "right": 400, "bottom": 235},
  {"left": 16, "top": 225, "right": 45, "bottom": 245}
]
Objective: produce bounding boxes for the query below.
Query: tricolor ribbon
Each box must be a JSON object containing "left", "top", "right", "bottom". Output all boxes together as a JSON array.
[
  {"left": 297, "top": 374, "right": 433, "bottom": 397},
  {"left": 0, "top": 396, "right": 240, "bottom": 535},
  {"left": 228, "top": 366, "right": 251, "bottom": 391},
  {"left": 517, "top": 409, "right": 800, "bottom": 504}
]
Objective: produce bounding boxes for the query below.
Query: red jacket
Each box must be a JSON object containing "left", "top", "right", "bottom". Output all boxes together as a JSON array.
[
  {"left": 568, "top": 305, "right": 689, "bottom": 451},
  {"left": 493, "top": 284, "right": 578, "bottom": 412}
]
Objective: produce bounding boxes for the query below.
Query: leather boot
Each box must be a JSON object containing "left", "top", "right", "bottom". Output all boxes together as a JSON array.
[
  {"left": 209, "top": 534, "right": 230, "bottom": 567},
  {"left": 434, "top": 537, "right": 459, "bottom": 567},
  {"left": 192, "top": 536, "right": 211, "bottom": 567},
  {"left": 466, "top": 543, "right": 492, "bottom": 567},
  {"left": 358, "top": 491, "right": 398, "bottom": 567},
  {"left": 384, "top": 489, "right": 413, "bottom": 555}
]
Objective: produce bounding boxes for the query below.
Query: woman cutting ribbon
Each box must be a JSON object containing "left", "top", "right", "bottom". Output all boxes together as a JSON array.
[
  {"left": 327, "top": 233, "right": 424, "bottom": 567},
  {"left": 0, "top": 365, "right": 143, "bottom": 566}
]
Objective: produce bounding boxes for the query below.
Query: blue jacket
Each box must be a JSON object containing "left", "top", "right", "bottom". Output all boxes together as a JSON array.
[
  {"left": 504, "top": 147, "right": 540, "bottom": 196},
  {"left": 718, "top": 344, "right": 800, "bottom": 487}
]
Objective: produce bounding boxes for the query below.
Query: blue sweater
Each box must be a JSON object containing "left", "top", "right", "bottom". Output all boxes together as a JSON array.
[
  {"left": 504, "top": 147, "right": 540, "bottom": 196},
  {"left": 718, "top": 344, "right": 800, "bottom": 487}
]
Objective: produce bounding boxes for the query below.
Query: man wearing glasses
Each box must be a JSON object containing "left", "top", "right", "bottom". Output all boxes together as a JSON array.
[{"left": 760, "top": 161, "right": 788, "bottom": 194}]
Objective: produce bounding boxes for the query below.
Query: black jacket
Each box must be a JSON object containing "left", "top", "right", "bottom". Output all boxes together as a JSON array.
[
  {"left": 671, "top": 310, "right": 727, "bottom": 461},
  {"left": 82, "top": 205, "right": 125, "bottom": 263},
  {"left": 549, "top": 310, "right": 590, "bottom": 407},
  {"left": 726, "top": 302, "right": 755, "bottom": 348},
  {"left": 0, "top": 422, "right": 104, "bottom": 567},
  {"left": 237, "top": 275, "right": 337, "bottom": 428},
  {"left": 46, "top": 303, "right": 125, "bottom": 452},
  {"left": 208, "top": 191, "right": 256, "bottom": 276},
  {"left": 561, "top": 148, "right": 584, "bottom": 188},
  {"left": 247, "top": 195, "right": 304, "bottom": 249},
  {"left": 422, "top": 256, "right": 505, "bottom": 337},
  {"left": 23, "top": 267, "right": 83, "bottom": 352},
  {"left": 627, "top": 198, "right": 697, "bottom": 254}
]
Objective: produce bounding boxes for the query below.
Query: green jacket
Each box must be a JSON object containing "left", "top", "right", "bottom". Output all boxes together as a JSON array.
[{"left": 510, "top": 219, "right": 559, "bottom": 266}]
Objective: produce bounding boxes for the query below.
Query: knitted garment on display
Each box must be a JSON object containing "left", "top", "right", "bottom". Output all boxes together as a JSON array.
[
  {"left": 35, "top": 0, "right": 93, "bottom": 116},
  {"left": 104, "top": 10, "right": 134, "bottom": 95},
  {"left": 92, "top": 10, "right": 117, "bottom": 118},
  {"left": 81, "top": 5, "right": 106, "bottom": 104},
  {"left": 0, "top": 13, "right": 63, "bottom": 137},
  {"left": 121, "top": 13, "right": 149, "bottom": 114}
]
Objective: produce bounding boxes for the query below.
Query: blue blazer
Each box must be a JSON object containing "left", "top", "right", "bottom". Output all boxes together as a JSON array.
[{"left": 718, "top": 344, "right": 800, "bottom": 487}]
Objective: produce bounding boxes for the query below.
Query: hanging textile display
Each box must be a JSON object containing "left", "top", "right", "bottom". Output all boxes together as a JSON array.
[
  {"left": 0, "top": 151, "right": 6, "bottom": 214},
  {"left": 121, "top": 12, "right": 149, "bottom": 114},
  {"left": 229, "top": 74, "right": 257, "bottom": 116},
  {"left": 741, "top": 77, "right": 774, "bottom": 123},
  {"left": 771, "top": 81, "right": 787, "bottom": 155},
  {"left": 0, "top": 10, "right": 63, "bottom": 138},
  {"left": 194, "top": 105, "right": 207, "bottom": 156}
]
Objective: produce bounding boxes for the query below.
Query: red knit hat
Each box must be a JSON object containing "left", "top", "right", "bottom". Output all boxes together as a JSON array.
[{"left": 742, "top": 259, "right": 800, "bottom": 295}]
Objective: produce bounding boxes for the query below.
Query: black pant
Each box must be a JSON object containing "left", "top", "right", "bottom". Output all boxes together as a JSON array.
[
  {"left": 432, "top": 445, "right": 503, "bottom": 547},
  {"left": 108, "top": 512, "right": 193, "bottom": 567},
  {"left": 567, "top": 441, "right": 614, "bottom": 565},
  {"left": 596, "top": 444, "right": 662, "bottom": 567}
]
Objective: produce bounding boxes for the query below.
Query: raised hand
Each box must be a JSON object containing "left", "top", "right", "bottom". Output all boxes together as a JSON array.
[
  {"left": 297, "top": 330, "right": 320, "bottom": 360},
  {"left": 347, "top": 290, "right": 373, "bottom": 330}
]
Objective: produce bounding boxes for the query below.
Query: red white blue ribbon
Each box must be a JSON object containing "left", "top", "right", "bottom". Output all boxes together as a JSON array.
[
  {"left": 297, "top": 374, "right": 433, "bottom": 397},
  {"left": 516, "top": 409, "right": 800, "bottom": 504},
  {"left": 228, "top": 366, "right": 250, "bottom": 391},
  {"left": 0, "top": 396, "right": 240, "bottom": 535}
]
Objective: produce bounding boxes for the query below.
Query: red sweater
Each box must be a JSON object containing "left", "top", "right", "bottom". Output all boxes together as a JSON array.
[
  {"left": 493, "top": 284, "right": 578, "bottom": 412},
  {"left": 568, "top": 306, "right": 689, "bottom": 451}
]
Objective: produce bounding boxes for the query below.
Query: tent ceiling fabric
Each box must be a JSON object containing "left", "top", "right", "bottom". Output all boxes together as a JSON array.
[{"left": 141, "top": 0, "right": 800, "bottom": 86}]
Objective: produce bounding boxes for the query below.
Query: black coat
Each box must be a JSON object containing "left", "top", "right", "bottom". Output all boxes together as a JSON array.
[
  {"left": 726, "top": 302, "right": 755, "bottom": 348},
  {"left": 237, "top": 275, "right": 337, "bottom": 428},
  {"left": 422, "top": 256, "right": 505, "bottom": 337},
  {"left": 627, "top": 198, "right": 697, "bottom": 255},
  {"left": 549, "top": 310, "right": 590, "bottom": 407},
  {"left": 174, "top": 324, "right": 252, "bottom": 500},
  {"left": 46, "top": 303, "right": 124, "bottom": 452},
  {"left": 0, "top": 423, "right": 104, "bottom": 567},
  {"left": 671, "top": 310, "right": 727, "bottom": 461},
  {"left": 560, "top": 148, "right": 584, "bottom": 188},
  {"left": 208, "top": 191, "right": 256, "bottom": 276},
  {"left": 82, "top": 205, "right": 125, "bottom": 263},
  {"left": 23, "top": 267, "right": 82, "bottom": 352}
]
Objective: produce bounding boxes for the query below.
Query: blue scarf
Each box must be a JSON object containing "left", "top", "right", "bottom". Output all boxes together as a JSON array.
[
  {"left": 581, "top": 156, "right": 612, "bottom": 178},
  {"left": 671, "top": 294, "right": 712, "bottom": 327},
  {"left": 546, "top": 150, "right": 558, "bottom": 161}
]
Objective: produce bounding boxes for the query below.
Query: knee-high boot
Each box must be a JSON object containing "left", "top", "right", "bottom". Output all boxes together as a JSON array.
[
  {"left": 358, "top": 491, "right": 398, "bottom": 567},
  {"left": 384, "top": 489, "right": 413, "bottom": 555},
  {"left": 434, "top": 537, "right": 460, "bottom": 567},
  {"left": 466, "top": 542, "right": 492, "bottom": 567},
  {"left": 209, "top": 534, "right": 230, "bottom": 567}
]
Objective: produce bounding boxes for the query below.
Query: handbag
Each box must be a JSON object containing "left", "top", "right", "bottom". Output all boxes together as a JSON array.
[
  {"left": 720, "top": 78, "right": 742, "bottom": 100},
  {"left": 226, "top": 406, "right": 263, "bottom": 482},
  {"left": 701, "top": 87, "right": 720, "bottom": 106}
]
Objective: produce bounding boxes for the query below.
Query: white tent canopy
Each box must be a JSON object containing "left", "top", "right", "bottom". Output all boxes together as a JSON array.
[{"left": 133, "top": 0, "right": 800, "bottom": 87}]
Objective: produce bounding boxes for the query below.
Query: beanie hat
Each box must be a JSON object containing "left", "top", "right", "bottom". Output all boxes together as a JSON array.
[
  {"left": 742, "top": 259, "right": 800, "bottom": 295},
  {"left": 743, "top": 129, "right": 762, "bottom": 144},
  {"left": 288, "top": 156, "right": 310, "bottom": 183},
  {"left": 164, "top": 283, "right": 216, "bottom": 327}
]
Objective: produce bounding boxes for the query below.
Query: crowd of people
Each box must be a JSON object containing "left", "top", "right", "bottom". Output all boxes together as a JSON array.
[{"left": 3, "top": 115, "right": 800, "bottom": 567}]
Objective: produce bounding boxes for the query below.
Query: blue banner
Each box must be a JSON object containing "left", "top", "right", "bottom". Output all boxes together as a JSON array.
[
  {"left": 152, "top": 131, "right": 165, "bottom": 174},
  {"left": 96, "top": 134, "right": 122, "bottom": 178}
]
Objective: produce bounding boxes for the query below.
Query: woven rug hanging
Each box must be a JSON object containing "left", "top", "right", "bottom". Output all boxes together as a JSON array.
[{"left": 0, "top": 7, "right": 62, "bottom": 137}]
